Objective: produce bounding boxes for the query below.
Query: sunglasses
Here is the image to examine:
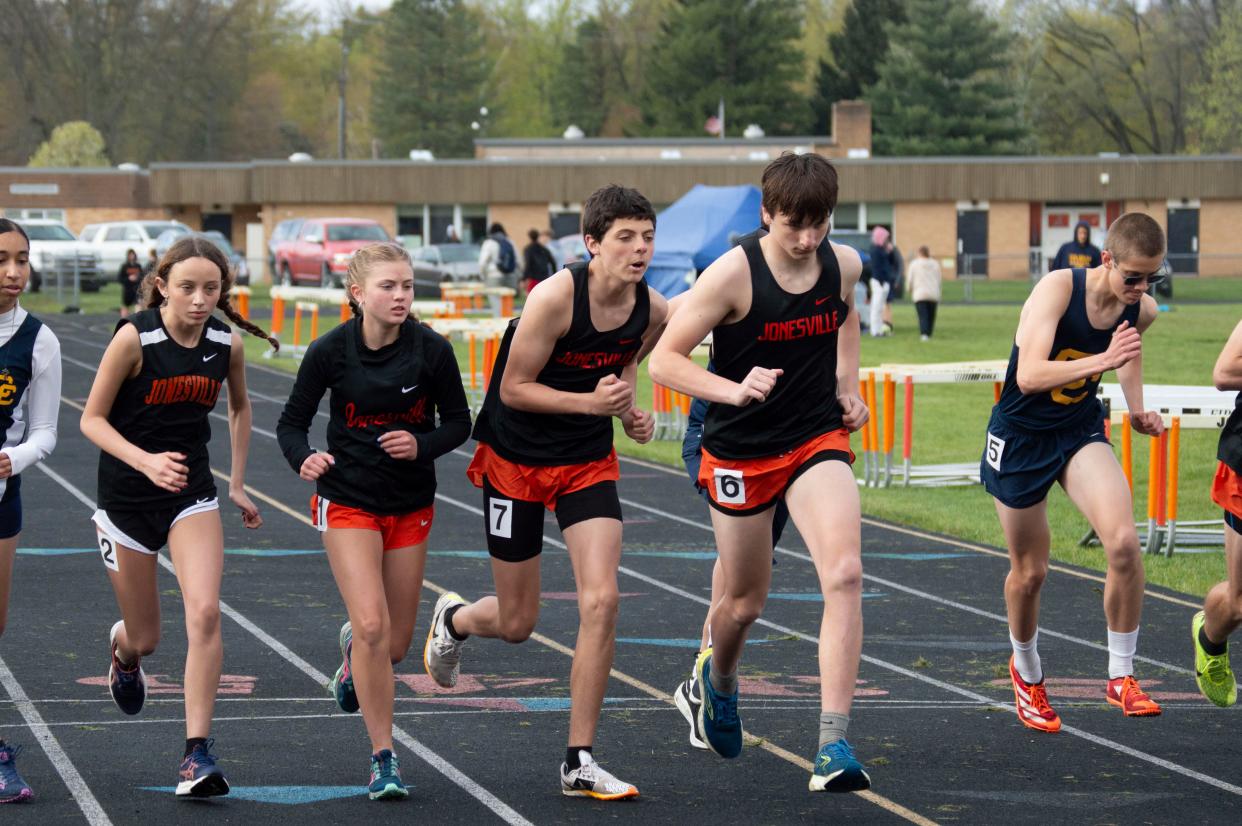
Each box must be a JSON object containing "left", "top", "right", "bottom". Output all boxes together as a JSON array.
[{"left": 1107, "top": 255, "right": 1166, "bottom": 287}]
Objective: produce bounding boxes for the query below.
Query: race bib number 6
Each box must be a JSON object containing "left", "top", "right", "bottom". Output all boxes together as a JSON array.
[{"left": 713, "top": 468, "right": 747, "bottom": 505}]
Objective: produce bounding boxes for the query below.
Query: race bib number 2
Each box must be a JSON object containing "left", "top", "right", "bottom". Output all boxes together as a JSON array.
[
  {"left": 713, "top": 468, "right": 747, "bottom": 505},
  {"left": 97, "top": 530, "right": 119, "bottom": 572}
]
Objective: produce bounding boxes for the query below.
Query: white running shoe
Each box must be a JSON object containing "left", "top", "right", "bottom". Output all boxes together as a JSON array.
[
  {"left": 673, "top": 656, "right": 708, "bottom": 750},
  {"left": 559, "top": 752, "right": 638, "bottom": 801},
  {"left": 423, "top": 592, "right": 467, "bottom": 688}
]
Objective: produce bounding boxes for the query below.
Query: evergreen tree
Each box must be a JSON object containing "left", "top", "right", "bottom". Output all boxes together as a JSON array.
[
  {"left": 642, "top": 0, "right": 810, "bottom": 137},
  {"left": 811, "top": 0, "right": 907, "bottom": 133},
  {"left": 549, "top": 17, "right": 611, "bottom": 137},
  {"left": 372, "top": 0, "right": 490, "bottom": 158},
  {"left": 867, "top": 0, "right": 1027, "bottom": 154}
]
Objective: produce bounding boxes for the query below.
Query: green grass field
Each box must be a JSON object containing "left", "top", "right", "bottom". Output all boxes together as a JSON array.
[{"left": 41, "top": 281, "right": 1239, "bottom": 598}]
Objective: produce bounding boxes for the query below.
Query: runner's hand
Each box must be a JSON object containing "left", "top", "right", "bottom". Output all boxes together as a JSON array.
[
  {"left": 591, "top": 374, "right": 632, "bottom": 417},
  {"left": 299, "top": 451, "right": 335, "bottom": 481},
  {"left": 622, "top": 407, "right": 654, "bottom": 444},
  {"left": 1101, "top": 321, "right": 1142, "bottom": 370},
  {"left": 1129, "top": 410, "right": 1165, "bottom": 437},
  {"left": 0, "top": 452, "right": 11, "bottom": 480},
  {"left": 732, "top": 367, "right": 782, "bottom": 407},
  {"left": 379, "top": 430, "right": 420, "bottom": 460},
  {"left": 838, "top": 392, "right": 869, "bottom": 432},
  {"left": 230, "top": 487, "right": 263, "bottom": 529},
  {"left": 140, "top": 451, "right": 189, "bottom": 492}
]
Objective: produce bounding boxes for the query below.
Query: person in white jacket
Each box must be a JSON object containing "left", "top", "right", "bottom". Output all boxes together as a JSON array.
[{"left": 907, "top": 246, "right": 942, "bottom": 341}]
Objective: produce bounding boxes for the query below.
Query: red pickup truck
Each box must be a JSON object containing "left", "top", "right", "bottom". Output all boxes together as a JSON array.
[{"left": 272, "top": 217, "right": 390, "bottom": 287}]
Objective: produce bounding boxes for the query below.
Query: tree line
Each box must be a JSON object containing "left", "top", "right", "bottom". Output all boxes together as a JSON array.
[{"left": 2, "top": 0, "right": 1238, "bottom": 167}]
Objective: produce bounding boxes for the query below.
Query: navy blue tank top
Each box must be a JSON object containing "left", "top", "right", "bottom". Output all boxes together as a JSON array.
[
  {"left": 473, "top": 261, "right": 650, "bottom": 465},
  {"left": 702, "top": 235, "right": 847, "bottom": 459},
  {"left": 1219, "top": 393, "right": 1242, "bottom": 474},
  {"left": 995, "top": 269, "right": 1140, "bottom": 432},
  {"left": 0, "top": 314, "right": 44, "bottom": 502}
]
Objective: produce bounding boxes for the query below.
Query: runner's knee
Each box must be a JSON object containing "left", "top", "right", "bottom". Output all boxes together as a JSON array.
[
  {"left": 578, "top": 585, "right": 619, "bottom": 628},
  {"left": 184, "top": 601, "right": 221, "bottom": 642},
  {"left": 498, "top": 609, "right": 537, "bottom": 643},
  {"left": 723, "top": 593, "right": 766, "bottom": 628},
  {"left": 128, "top": 628, "right": 160, "bottom": 657},
  {"left": 1009, "top": 563, "right": 1047, "bottom": 596},
  {"left": 820, "top": 555, "right": 863, "bottom": 594},
  {"left": 350, "top": 612, "right": 389, "bottom": 649}
]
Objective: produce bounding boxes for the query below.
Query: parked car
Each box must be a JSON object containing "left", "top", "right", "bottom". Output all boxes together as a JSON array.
[
  {"left": 22, "top": 219, "right": 104, "bottom": 292},
  {"left": 409, "top": 243, "right": 482, "bottom": 295},
  {"left": 81, "top": 220, "right": 192, "bottom": 271},
  {"left": 267, "top": 218, "right": 304, "bottom": 279},
  {"left": 272, "top": 218, "right": 390, "bottom": 287},
  {"left": 155, "top": 229, "right": 250, "bottom": 286}
]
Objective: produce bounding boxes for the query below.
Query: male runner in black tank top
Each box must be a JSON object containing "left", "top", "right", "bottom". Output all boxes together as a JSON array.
[
  {"left": 424, "top": 185, "right": 668, "bottom": 801},
  {"left": 650, "top": 153, "right": 872, "bottom": 793},
  {"left": 983, "top": 213, "right": 1166, "bottom": 733},
  {"left": 1191, "top": 319, "right": 1242, "bottom": 707}
]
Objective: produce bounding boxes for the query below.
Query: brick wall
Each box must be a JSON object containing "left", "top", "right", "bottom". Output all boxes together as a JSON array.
[
  {"left": 488, "top": 204, "right": 552, "bottom": 245},
  {"left": 1122, "top": 200, "right": 1168, "bottom": 232},
  {"left": 1199, "top": 199, "right": 1242, "bottom": 277},
  {"left": 893, "top": 202, "right": 957, "bottom": 277},
  {"left": 987, "top": 201, "right": 1031, "bottom": 280}
]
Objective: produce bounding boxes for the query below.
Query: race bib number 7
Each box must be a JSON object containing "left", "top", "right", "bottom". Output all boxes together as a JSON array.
[
  {"left": 488, "top": 496, "right": 513, "bottom": 539},
  {"left": 713, "top": 468, "right": 747, "bottom": 505}
]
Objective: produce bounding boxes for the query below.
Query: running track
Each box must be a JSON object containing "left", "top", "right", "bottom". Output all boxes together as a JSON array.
[{"left": 0, "top": 313, "right": 1239, "bottom": 824}]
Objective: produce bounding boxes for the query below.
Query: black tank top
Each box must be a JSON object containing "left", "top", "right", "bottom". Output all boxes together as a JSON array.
[
  {"left": 702, "top": 235, "right": 847, "bottom": 459},
  {"left": 97, "top": 309, "right": 231, "bottom": 509},
  {"left": 1219, "top": 393, "right": 1242, "bottom": 474},
  {"left": 473, "top": 261, "right": 650, "bottom": 466},
  {"left": 995, "top": 269, "right": 1141, "bottom": 432}
]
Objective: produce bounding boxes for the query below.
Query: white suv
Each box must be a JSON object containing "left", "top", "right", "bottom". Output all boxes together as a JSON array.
[
  {"left": 22, "top": 219, "right": 104, "bottom": 292},
  {"left": 80, "top": 220, "right": 191, "bottom": 271}
]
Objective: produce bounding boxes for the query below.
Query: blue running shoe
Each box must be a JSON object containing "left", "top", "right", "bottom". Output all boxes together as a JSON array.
[
  {"left": 694, "top": 648, "right": 742, "bottom": 759},
  {"left": 108, "top": 620, "right": 145, "bottom": 716},
  {"left": 176, "top": 739, "right": 230, "bottom": 798},
  {"left": 0, "top": 741, "right": 33, "bottom": 803},
  {"left": 331, "top": 621, "right": 359, "bottom": 713},
  {"left": 368, "top": 749, "right": 409, "bottom": 800},
  {"left": 808, "top": 738, "right": 871, "bottom": 793}
]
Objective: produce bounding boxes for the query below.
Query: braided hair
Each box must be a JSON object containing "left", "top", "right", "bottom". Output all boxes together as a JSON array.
[
  {"left": 141, "top": 235, "right": 279, "bottom": 350},
  {"left": 343, "top": 241, "right": 416, "bottom": 320}
]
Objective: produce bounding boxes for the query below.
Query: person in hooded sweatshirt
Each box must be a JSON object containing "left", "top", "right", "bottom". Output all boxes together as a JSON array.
[{"left": 1052, "top": 221, "right": 1103, "bottom": 271}]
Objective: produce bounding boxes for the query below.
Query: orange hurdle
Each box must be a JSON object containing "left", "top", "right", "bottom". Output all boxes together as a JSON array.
[
  {"left": 1121, "top": 413, "right": 1133, "bottom": 492},
  {"left": 468, "top": 333, "right": 478, "bottom": 391},
  {"left": 882, "top": 373, "right": 895, "bottom": 487},
  {"left": 901, "top": 375, "right": 914, "bottom": 484},
  {"left": 291, "top": 302, "right": 319, "bottom": 352},
  {"left": 270, "top": 295, "right": 285, "bottom": 339}
]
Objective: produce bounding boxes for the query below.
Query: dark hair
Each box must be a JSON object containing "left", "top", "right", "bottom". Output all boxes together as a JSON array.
[
  {"left": 761, "top": 152, "right": 839, "bottom": 226},
  {"left": 1105, "top": 213, "right": 1166, "bottom": 262},
  {"left": 581, "top": 184, "right": 656, "bottom": 243},
  {"left": 918, "top": 245, "right": 930, "bottom": 257},
  {"left": 489, "top": 222, "right": 505, "bottom": 235},
  {"left": 0, "top": 219, "right": 30, "bottom": 249},
  {"left": 527, "top": 228, "right": 540, "bottom": 243},
  {"left": 142, "top": 236, "right": 278, "bottom": 349},
  {"left": 125, "top": 248, "right": 138, "bottom": 260}
]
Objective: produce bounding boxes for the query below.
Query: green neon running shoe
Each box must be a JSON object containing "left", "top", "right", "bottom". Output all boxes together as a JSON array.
[{"left": 1192, "top": 610, "right": 1237, "bottom": 707}]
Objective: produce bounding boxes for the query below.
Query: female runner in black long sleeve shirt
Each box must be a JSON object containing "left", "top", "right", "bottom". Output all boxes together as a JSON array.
[{"left": 276, "top": 242, "right": 470, "bottom": 800}]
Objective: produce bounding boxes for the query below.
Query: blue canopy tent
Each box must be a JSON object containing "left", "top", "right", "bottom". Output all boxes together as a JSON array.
[{"left": 645, "top": 184, "right": 763, "bottom": 297}]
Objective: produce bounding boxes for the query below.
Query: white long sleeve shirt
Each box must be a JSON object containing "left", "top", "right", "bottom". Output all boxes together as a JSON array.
[{"left": 0, "top": 305, "right": 61, "bottom": 489}]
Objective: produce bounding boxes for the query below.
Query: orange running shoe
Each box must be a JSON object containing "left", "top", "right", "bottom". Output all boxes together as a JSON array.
[
  {"left": 1009, "top": 655, "right": 1061, "bottom": 733},
  {"left": 1106, "top": 675, "right": 1162, "bottom": 716}
]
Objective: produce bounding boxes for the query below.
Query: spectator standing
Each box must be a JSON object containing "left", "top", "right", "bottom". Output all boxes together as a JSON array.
[
  {"left": 478, "top": 223, "right": 517, "bottom": 288},
  {"left": 907, "top": 246, "right": 943, "bottom": 341},
  {"left": 445, "top": 224, "right": 460, "bottom": 243},
  {"left": 117, "top": 249, "right": 143, "bottom": 318},
  {"left": 868, "top": 226, "right": 895, "bottom": 337},
  {"left": 522, "top": 229, "right": 558, "bottom": 295},
  {"left": 1052, "top": 221, "right": 1102, "bottom": 271}
]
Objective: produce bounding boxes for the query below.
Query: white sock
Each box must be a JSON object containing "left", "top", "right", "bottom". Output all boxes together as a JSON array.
[
  {"left": 1107, "top": 627, "right": 1139, "bottom": 680},
  {"left": 1010, "top": 631, "right": 1042, "bottom": 684}
]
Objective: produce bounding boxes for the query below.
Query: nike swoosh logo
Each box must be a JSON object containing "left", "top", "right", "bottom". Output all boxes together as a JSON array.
[
  {"left": 815, "top": 297, "right": 830, "bottom": 306},
  {"left": 202, "top": 353, "right": 217, "bottom": 362},
  {"left": 402, "top": 385, "right": 418, "bottom": 393},
  {"left": 419, "top": 520, "right": 430, "bottom": 527},
  {"left": 196, "top": 497, "right": 211, "bottom": 504},
  {"left": 619, "top": 338, "right": 637, "bottom": 346}
]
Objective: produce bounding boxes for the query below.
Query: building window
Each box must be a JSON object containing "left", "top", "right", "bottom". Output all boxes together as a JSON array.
[{"left": 4, "top": 208, "right": 65, "bottom": 222}]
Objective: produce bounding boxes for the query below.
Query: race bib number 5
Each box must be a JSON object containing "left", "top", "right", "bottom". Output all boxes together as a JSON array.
[
  {"left": 985, "top": 432, "right": 1005, "bottom": 472},
  {"left": 713, "top": 468, "right": 747, "bottom": 505}
]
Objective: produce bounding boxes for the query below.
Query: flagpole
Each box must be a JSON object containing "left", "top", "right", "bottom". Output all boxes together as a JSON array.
[{"left": 718, "top": 97, "right": 725, "bottom": 140}]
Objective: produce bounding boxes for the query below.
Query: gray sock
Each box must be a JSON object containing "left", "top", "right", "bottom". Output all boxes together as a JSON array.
[
  {"left": 710, "top": 669, "right": 738, "bottom": 695},
  {"left": 818, "top": 712, "right": 850, "bottom": 748}
]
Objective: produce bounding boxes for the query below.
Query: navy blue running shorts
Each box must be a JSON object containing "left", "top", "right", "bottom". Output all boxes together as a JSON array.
[{"left": 980, "top": 410, "right": 1111, "bottom": 510}]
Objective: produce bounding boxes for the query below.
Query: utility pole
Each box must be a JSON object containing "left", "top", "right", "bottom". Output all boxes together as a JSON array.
[{"left": 337, "top": 15, "right": 378, "bottom": 160}]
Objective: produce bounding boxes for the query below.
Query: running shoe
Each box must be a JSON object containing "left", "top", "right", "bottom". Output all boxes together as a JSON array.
[
  {"left": 1106, "top": 675, "right": 1162, "bottom": 716},
  {"left": 808, "top": 738, "right": 871, "bottom": 793},
  {"left": 331, "top": 621, "right": 359, "bottom": 713},
  {"left": 673, "top": 655, "right": 708, "bottom": 750},
  {"left": 108, "top": 620, "right": 146, "bottom": 716},
  {"left": 1192, "top": 610, "right": 1237, "bottom": 707},
  {"left": 1009, "top": 655, "right": 1060, "bottom": 733},
  {"left": 560, "top": 752, "right": 638, "bottom": 800},
  {"left": 368, "top": 749, "right": 409, "bottom": 800},
  {"left": 0, "top": 741, "right": 32, "bottom": 803},
  {"left": 175, "top": 739, "right": 230, "bottom": 798},
  {"left": 694, "top": 648, "right": 742, "bottom": 758},
  {"left": 424, "top": 592, "right": 467, "bottom": 688}
]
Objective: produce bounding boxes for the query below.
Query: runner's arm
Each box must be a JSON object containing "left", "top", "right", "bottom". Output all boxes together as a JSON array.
[
  {"left": 833, "top": 243, "right": 864, "bottom": 398},
  {"left": 2, "top": 326, "right": 61, "bottom": 476},
  {"left": 1115, "top": 296, "right": 1162, "bottom": 435},
  {"left": 276, "top": 335, "right": 331, "bottom": 473},
  {"left": 414, "top": 333, "right": 472, "bottom": 461},
  {"left": 1213, "top": 319, "right": 1242, "bottom": 391}
]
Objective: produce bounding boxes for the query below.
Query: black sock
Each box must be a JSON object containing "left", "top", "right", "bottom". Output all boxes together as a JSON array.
[
  {"left": 565, "top": 746, "right": 592, "bottom": 770},
  {"left": 1200, "top": 625, "right": 1228, "bottom": 656},
  {"left": 185, "top": 737, "right": 208, "bottom": 758},
  {"left": 444, "top": 604, "right": 467, "bottom": 641}
]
